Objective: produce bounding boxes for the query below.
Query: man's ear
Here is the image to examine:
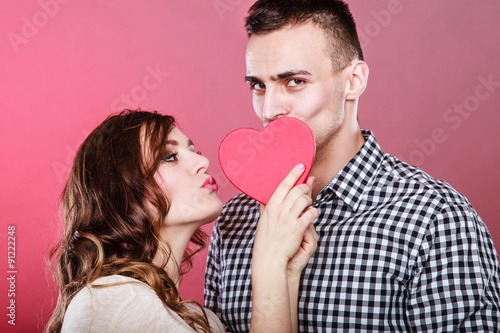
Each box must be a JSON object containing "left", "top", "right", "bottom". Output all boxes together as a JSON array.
[{"left": 345, "top": 61, "right": 369, "bottom": 101}]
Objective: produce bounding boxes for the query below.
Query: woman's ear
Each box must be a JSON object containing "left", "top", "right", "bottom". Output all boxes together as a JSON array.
[{"left": 345, "top": 60, "right": 369, "bottom": 101}]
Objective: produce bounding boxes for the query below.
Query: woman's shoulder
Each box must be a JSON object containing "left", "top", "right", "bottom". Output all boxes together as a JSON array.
[
  {"left": 61, "top": 275, "right": 161, "bottom": 332},
  {"left": 89, "top": 274, "right": 153, "bottom": 294},
  {"left": 66, "top": 275, "right": 157, "bottom": 311},
  {"left": 62, "top": 275, "right": 226, "bottom": 332},
  {"left": 200, "top": 306, "right": 227, "bottom": 332}
]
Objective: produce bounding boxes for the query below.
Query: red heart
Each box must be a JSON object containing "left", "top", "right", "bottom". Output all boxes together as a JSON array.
[{"left": 218, "top": 117, "right": 316, "bottom": 204}]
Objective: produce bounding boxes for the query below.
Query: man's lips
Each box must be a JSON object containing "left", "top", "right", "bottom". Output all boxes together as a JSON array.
[{"left": 201, "top": 176, "right": 218, "bottom": 191}]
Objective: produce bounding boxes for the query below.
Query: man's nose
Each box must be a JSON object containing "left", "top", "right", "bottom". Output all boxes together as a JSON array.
[{"left": 261, "top": 88, "right": 290, "bottom": 124}]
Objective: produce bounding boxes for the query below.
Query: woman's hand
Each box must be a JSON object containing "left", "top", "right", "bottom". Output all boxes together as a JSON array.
[
  {"left": 283, "top": 175, "right": 319, "bottom": 279},
  {"left": 250, "top": 164, "right": 319, "bottom": 333},
  {"left": 253, "top": 164, "right": 319, "bottom": 271}
]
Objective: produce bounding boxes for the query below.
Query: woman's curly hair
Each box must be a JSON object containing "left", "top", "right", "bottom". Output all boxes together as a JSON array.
[{"left": 45, "top": 110, "right": 211, "bottom": 332}]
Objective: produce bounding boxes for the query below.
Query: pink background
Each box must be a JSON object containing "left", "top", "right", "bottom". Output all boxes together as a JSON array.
[{"left": 1, "top": 0, "right": 499, "bottom": 331}]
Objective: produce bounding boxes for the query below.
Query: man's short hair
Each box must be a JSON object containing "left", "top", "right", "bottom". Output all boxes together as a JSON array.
[{"left": 245, "top": 0, "right": 364, "bottom": 72}]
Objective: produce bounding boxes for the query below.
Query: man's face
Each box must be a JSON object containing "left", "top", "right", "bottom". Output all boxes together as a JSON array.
[{"left": 245, "top": 22, "right": 349, "bottom": 153}]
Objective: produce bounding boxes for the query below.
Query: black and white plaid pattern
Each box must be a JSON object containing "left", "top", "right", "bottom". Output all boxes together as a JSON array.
[{"left": 205, "top": 131, "right": 500, "bottom": 332}]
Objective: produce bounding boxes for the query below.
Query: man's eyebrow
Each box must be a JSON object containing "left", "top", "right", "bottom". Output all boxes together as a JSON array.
[
  {"left": 244, "top": 70, "right": 312, "bottom": 83},
  {"left": 273, "top": 70, "right": 311, "bottom": 80},
  {"left": 244, "top": 75, "right": 261, "bottom": 83}
]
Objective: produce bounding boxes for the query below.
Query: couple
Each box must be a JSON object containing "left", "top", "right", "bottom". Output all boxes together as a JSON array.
[
  {"left": 47, "top": 0, "right": 500, "bottom": 332},
  {"left": 46, "top": 110, "right": 317, "bottom": 332}
]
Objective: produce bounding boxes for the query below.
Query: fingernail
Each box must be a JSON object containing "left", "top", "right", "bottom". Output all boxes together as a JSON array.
[{"left": 297, "top": 164, "right": 305, "bottom": 171}]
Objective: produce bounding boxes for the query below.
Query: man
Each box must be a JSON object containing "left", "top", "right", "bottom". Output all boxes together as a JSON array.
[{"left": 205, "top": 0, "right": 500, "bottom": 331}]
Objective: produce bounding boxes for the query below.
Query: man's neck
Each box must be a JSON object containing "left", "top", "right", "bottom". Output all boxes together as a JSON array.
[{"left": 310, "top": 129, "right": 365, "bottom": 200}]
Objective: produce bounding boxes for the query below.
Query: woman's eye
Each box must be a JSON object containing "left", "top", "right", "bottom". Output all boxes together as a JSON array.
[{"left": 162, "top": 152, "right": 178, "bottom": 162}]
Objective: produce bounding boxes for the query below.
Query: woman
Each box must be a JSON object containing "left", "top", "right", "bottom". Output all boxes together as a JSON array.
[{"left": 45, "top": 110, "right": 318, "bottom": 332}]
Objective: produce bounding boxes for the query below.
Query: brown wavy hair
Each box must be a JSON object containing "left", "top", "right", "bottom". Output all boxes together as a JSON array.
[{"left": 45, "top": 110, "right": 211, "bottom": 332}]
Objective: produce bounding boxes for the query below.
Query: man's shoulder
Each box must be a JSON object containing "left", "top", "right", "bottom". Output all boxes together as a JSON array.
[
  {"left": 216, "top": 192, "right": 260, "bottom": 230},
  {"left": 379, "top": 153, "right": 472, "bottom": 211},
  {"left": 349, "top": 131, "right": 470, "bottom": 212},
  {"left": 222, "top": 192, "right": 260, "bottom": 213}
]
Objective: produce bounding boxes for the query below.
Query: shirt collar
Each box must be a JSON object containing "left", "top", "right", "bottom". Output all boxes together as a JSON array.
[{"left": 318, "top": 130, "right": 384, "bottom": 212}]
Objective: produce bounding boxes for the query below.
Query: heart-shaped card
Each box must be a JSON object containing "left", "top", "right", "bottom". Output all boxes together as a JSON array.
[{"left": 218, "top": 117, "right": 316, "bottom": 204}]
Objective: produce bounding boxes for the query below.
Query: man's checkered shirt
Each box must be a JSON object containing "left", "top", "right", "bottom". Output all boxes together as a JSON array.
[{"left": 205, "top": 130, "right": 500, "bottom": 332}]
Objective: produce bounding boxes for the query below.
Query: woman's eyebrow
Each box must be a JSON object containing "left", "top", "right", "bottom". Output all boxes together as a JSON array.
[{"left": 166, "top": 139, "right": 194, "bottom": 147}]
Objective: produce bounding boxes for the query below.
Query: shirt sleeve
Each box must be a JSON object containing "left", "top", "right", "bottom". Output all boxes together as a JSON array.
[
  {"left": 205, "top": 217, "right": 223, "bottom": 319},
  {"left": 406, "top": 202, "right": 500, "bottom": 331}
]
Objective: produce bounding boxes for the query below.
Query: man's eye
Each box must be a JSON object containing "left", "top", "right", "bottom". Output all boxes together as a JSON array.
[
  {"left": 288, "top": 79, "right": 304, "bottom": 87},
  {"left": 250, "top": 82, "right": 266, "bottom": 91},
  {"left": 162, "top": 152, "right": 178, "bottom": 162}
]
